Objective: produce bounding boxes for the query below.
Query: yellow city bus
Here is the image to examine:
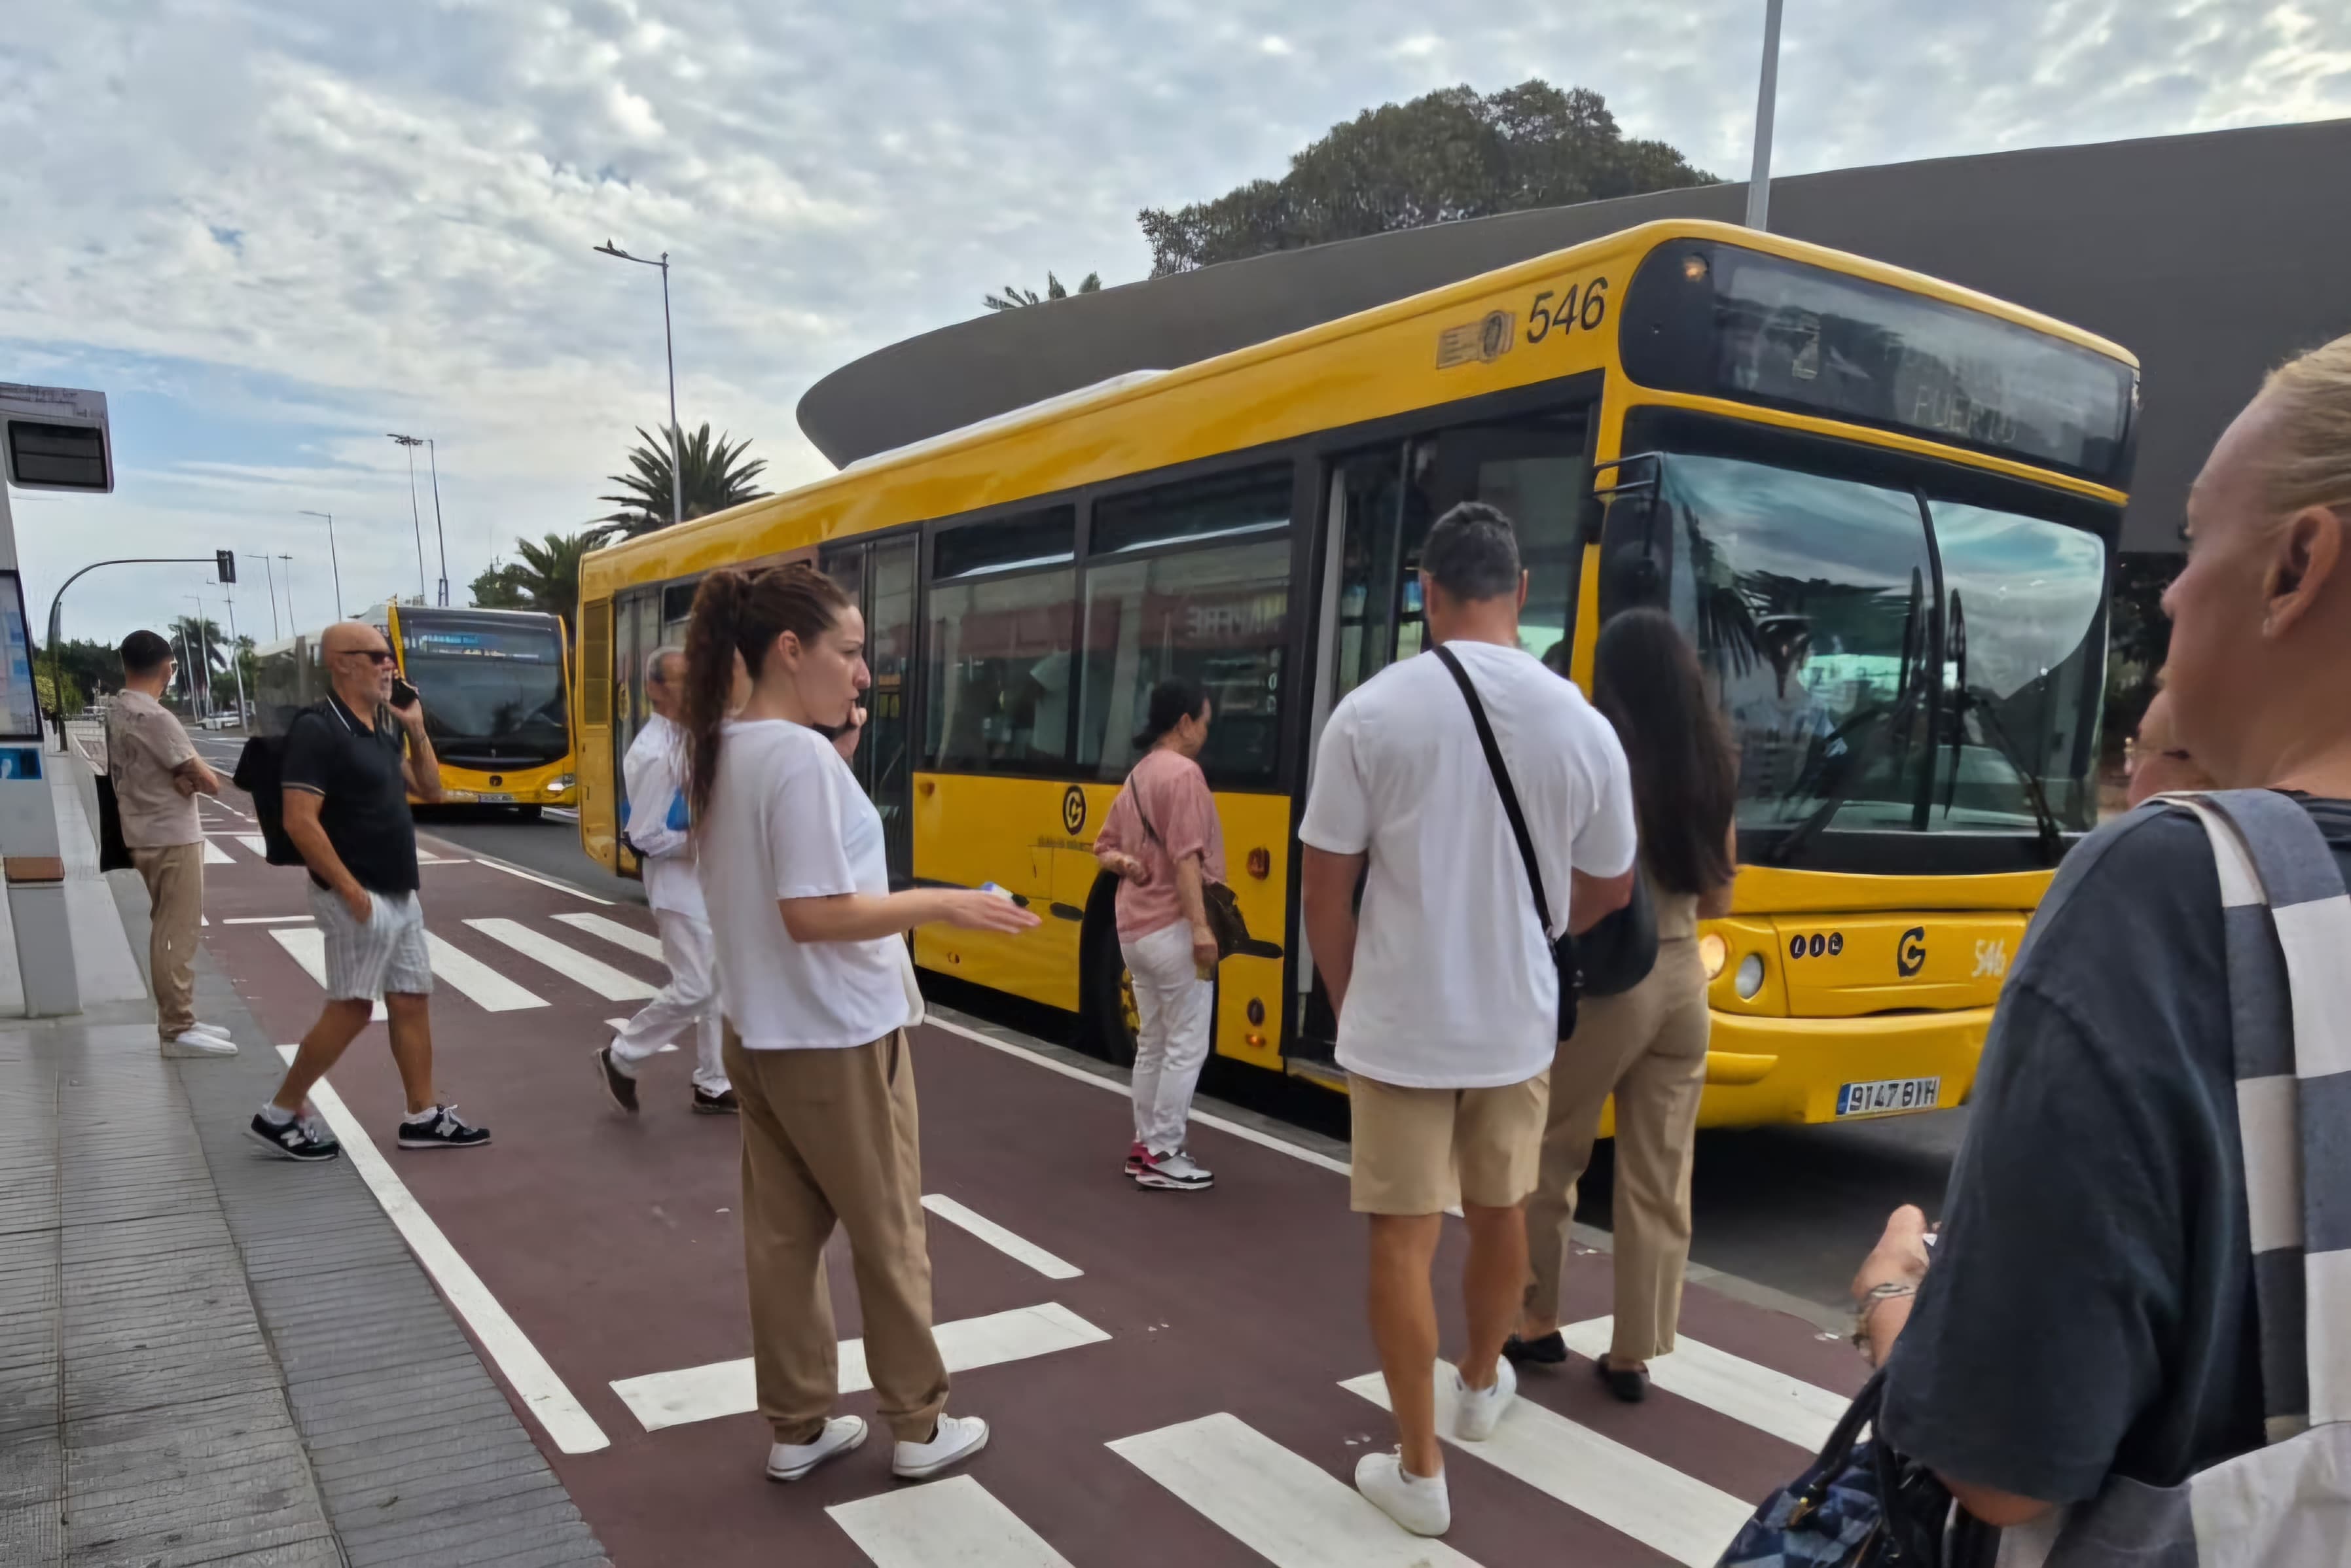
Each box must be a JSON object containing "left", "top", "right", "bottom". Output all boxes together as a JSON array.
[
  {"left": 575, "top": 219, "right": 2136, "bottom": 1130},
  {"left": 255, "top": 603, "right": 579, "bottom": 815}
]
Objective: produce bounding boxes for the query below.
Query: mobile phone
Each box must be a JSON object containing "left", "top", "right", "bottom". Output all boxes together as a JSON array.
[{"left": 390, "top": 677, "right": 419, "bottom": 709}]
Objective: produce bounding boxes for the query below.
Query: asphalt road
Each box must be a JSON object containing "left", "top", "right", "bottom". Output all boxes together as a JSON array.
[{"left": 188, "top": 730, "right": 1965, "bottom": 1314}]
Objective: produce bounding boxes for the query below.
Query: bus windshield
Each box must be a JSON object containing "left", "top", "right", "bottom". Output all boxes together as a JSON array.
[
  {"left": 397, "top": 614, "right": 570, "bottom": 768},
  {"left": 1655, "top": 451, "right": 2108, "bottom": 847}
]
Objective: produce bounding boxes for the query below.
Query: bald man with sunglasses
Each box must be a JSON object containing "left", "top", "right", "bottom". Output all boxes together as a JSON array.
[{"left": 250, "top": 621, "right": 489, "bottom": 1160}]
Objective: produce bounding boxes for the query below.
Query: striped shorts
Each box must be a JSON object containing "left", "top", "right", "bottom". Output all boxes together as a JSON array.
[{"left": 307, "top": 883, "right": 433, "bottom": 1000}]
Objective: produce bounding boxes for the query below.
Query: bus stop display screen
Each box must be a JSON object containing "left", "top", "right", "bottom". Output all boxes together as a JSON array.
[{"left": 1622, "top": 242, "right": 2138, "bottom": 484}]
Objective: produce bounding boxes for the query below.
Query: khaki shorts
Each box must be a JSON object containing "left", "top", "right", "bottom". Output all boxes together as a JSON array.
[{"left": 1347, "top": 1071, "right": 1550, "bottom": 1215}]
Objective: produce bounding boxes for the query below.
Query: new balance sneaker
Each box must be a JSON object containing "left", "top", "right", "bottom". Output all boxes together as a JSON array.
[
  {"left": 691, "top": 1086, "right": 740, "bottom": 1115},
  {"left": 397, "top": 1105, "right": 491, "bottom": 1150},
  {"left": 766, "top": 1416, "right": 866, "bottom": 1482},
  {"left": 1122, "top": 1141, "right": 1148, "bottom": 1178},
  {"left": 1133, "top": 1149, "right": 1213, "bottom": 1192},
  {"left": 163, "top": 1030, "right": 237, "bottom": 1058},
  {"left": 892, "top": 1413, "right": 989, "bottom": 1480},
  {"left": 1452, "top": 1355, "right": 1516, "bottom": 1442},
  {"left": 248, "top": 1108, "right": 340, "bottom": 1162},
  {"left": 1355, "top": 1450, "right": 1449, "bottom": 1537},
  {"left": 595, "top": 1045, "right": 639, "bottom": 1114}
]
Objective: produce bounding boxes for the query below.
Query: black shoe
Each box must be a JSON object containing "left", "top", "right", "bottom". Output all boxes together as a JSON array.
[
  {"left": 397, "top": 1105, "right": 491, "bottom": 1150},
  {"left": 1503, "top": 1331, "right": 1568, "bottom": 1366},
  {"left": 1594, "top": 1353, "right": 1649, "bottom": 1402},
  {"left": 596, "top": 1046, "right": 639, "bottom": 1114},
  {"left": 249, "top": 1111, "right": 340, "bottom": 1162},
  {"left": 691, "top": 1086, "right": 739, "bottom": 1115}
]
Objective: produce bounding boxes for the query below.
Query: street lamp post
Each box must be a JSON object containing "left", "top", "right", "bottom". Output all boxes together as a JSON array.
[
  {"left": 388, "top": 435, "right": 429, "bottom": 601},
  {"left": 260, "top": 553, "right": 281, "bottom": 640},
  {"left": 211, "top": 577, "right": 247, "bottom": 724},
  {"left": 427, "top": 438, "right": 448, "bottom": 606},
  {"left": 1746, "top": 0, "right": 1786, "bottom": 232},
  {"left": 183, "top": 594, "right": 211, "bottom": 721},
  {"left": 297, "top": 511, "right": 343, "bottom": 618},
  {"left": 277, "top": 554, "right": 296, "bottom": 632},
  {"left": 593, "top": 240, "right": 684, "bottom": 527}
]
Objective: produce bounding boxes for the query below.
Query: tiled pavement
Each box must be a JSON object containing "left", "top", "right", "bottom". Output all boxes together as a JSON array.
[{"left": 0, "top": 749, "right": 607, "bottom": 1567}]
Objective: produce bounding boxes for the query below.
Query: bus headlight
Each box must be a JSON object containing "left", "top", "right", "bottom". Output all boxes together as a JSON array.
[
  {"left": 1698, "top": 933, "right": 1728, "bottom": 979},
  {"left": 1734, "top": 952, "right": 1766, "bottom": 1000},
  {"left": 545, "top": 774, "right": 575, "bottom": 795}
]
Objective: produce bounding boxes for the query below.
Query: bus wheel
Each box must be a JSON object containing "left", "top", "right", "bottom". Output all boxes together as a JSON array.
[
  {"left": 1079, "top": 883, "right": 1138, "bottom": 1068},
  {"left": 515, "top": 805, "right": 543, "bottom": 821}
]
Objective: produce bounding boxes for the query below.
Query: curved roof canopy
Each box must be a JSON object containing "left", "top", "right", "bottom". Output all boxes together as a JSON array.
[{"left": 800, "top": 118, "right": 2351, "bottom": 555}]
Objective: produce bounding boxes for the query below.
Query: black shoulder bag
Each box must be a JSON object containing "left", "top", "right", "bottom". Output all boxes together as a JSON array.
[{"left": 1432, "top": 645, "right": 1580, "bottom": 1042}]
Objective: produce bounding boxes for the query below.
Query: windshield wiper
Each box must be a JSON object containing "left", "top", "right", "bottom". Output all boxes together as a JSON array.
[
  {"left": 1764, "top": 683, "right": 1925, "bottom": 868},
  {"left": 1935, "top": 590, "right": 2064, "bottom": 864}
]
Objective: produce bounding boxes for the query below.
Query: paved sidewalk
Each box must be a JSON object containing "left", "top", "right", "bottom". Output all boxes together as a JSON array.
[{"left": 0, "top": 745, "right": 609, "bottom": 1567}]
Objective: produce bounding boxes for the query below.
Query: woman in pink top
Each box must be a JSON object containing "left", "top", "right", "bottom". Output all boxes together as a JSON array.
[{"left": 1093, "top": 679, "right": 1224, "bottom": 1192}]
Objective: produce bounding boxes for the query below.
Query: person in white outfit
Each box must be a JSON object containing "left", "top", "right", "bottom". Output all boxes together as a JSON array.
[{"left": 596, "top": 647, "right": 736, "bottom": 1115}]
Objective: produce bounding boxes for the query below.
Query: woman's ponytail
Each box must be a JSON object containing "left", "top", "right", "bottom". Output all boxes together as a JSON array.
[{"left": 681, "top": 569, "right": 751, "bottom": 832}]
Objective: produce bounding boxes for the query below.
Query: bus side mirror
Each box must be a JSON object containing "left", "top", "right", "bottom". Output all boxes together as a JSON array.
[{"left": 1593, "top": 452, "right": 1668, "bottom": 620}]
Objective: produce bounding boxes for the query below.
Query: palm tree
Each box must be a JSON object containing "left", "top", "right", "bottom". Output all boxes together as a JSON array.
[
  {"left": 507, "top": 528, "right": 620, "bottom": 633},
  {"left": 597, "top": 423, "right": 768, "bottom": 537},
  {"left": 984, "top": 271, "right": 1102, "bottom": 312}
]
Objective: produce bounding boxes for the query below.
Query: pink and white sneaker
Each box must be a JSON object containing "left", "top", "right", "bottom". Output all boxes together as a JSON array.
[{"left": 1123, "top": 1142, "right": 1149, "bottom": 1179}]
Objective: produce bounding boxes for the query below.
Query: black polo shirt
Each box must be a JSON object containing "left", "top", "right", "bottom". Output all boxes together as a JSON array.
[{"left": 279, "top": 694, "right": 420, "bottom": 894}]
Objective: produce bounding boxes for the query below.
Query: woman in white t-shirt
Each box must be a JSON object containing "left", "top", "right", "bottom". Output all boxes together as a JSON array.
[{"left": 679, "top": 563, "right": 1039, "bottom": 1488}]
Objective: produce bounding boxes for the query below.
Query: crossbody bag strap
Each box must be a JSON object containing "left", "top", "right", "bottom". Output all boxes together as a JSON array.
[
  {"left": 2170, "top": 787, "right": 2351, "bottom": 1438},
  {"left": 1432, "top": 645, "right": 1555, "bottom": 939}
]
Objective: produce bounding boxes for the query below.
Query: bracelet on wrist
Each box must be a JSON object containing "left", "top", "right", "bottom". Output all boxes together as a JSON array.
[{"left": 1848, "top": 1281, "right": 1917, "bottom": 1352}]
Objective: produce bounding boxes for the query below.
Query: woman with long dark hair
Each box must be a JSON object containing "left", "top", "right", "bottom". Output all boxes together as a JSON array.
[
  {"left": 1509, "top": 607, "right": 1739, "bottom": 1400},
  {"left": 1093, "top": 677, "right": 1223, "bottom": 1191},
  {"left": 681, "top": 562, "right": 1038, "bottom": 1486}
]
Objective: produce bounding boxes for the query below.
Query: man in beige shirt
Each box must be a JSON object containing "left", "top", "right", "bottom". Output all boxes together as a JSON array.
[{"left": 106, "top": 630, "right": 236, "bottom": 1058}]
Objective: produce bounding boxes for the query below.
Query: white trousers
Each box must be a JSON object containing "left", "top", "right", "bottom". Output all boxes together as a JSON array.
[
  {"left": 611, "top": 908, "right": 729, "bottom": 1094},
  {"left": 1122, "top": 921, "right": 1214, "bottom": 1156}
]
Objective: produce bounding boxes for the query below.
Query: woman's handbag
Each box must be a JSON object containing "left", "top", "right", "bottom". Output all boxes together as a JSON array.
[
  {"left": 94, "top": 772, "right": 134, "bottom": 873},
  {"left": 1128, "top": 786, "right": 1254, "bottom": 963},
  {"left": 1576, "top": 871, "right": 1659, "bottom": 997}
]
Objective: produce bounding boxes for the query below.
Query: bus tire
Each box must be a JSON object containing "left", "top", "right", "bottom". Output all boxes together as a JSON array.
[{"left": 1079, "top": 874, "right": 1139, "bottom": 1069}]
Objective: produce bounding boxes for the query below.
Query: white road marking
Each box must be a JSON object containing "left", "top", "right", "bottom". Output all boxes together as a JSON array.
[
  {"left": 272, "top": 1046, "right": 609, "bottom": 1453},
  {"left": 611, "top": 1302, "right": 1109, "bottom": 1434},
  {"left": 236, "top": 834, "right": 270, "bottom": 858},
  {"left": 224, "top": 914, "right": 314, "bottom": 925},
  {"left": 551, "top": 911, "right": 664, "bottom": 960},
  {"left": 201, "top": 839, "right": 233, "bottom": 864},
  {"left": 416, "top": 853, "right": 471, "bottom": 865},
  {"left": 423, "top": 932, "right": 547, "bottom": 1012},
  {"left": 1561, "top": 1317, "right": 1847, "bottom": 1453},
  {"left": 1110, "top": 1412, "right": 1482, "bottom": 1568},
  {"left": 604, "top": 1017, "right": 677, "bottom": 1052},
  {"left": 1342, "top": 1363, "right": 1753, "bottom": 1567},
  {"left": 924, "top": 1016, "right": 1352, "bottom": 1179},
  {"left": 463, "top": 918, "right": 656, "bottom": 1001},
  {"left": 268, "top": 928, "right": 386, "bottom": 1020},
  {"left": 921, "top": 1195, "right": 1082, "bottom": 1280},
  {"left": 829, "top": 1476, "right": 1074, "bottom": 1568},
  {"left": 467, "top": 852, "right": 614, "bottom": 904}
]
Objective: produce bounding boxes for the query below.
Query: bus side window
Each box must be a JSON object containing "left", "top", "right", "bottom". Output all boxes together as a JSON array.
[{"left": 924, "top": 507, "right": 1079, "bottom": 774}]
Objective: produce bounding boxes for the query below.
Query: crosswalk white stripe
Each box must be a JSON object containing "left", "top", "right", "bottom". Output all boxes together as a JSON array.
[
  {"left": 202, "top": 839, "right": 233, "bottom": 864},
  {"left": 603, "top": 1017, "right": 677, "bottom": 1052},
  {"left": 267, "top": 929, "right": 386, "bottom": 1021},
  {"left": 1560, "top": 1317, "right": 1846, "bottom": 1453},
  {"left": 611, "top": 1302, "right": 1110, "bottom": 1433},
  {"left": 921, "top": 1194, "right": 1083, "bottom": 1280},
  {"left": 463, "top": 918, "right": 656, "bottom": 1000},
  {"left": 236, "top": 834, "right": 270, "bottom": 858},
  {"left": 828, "top": 1476, "right": 1074, "bottom": 1568},
  {"left": 551, "top": 911, "right": 664, "bottom": 960},
  {"left": 224, "top": 915, "right": 313, "bottom": 925},
  {"left": 468, "top": 852, "right": 614, "bottom": 904},
  {"left": 1110, "top": 1411, "right": 1482, "bottom": 1567},
  {"left": 1342, "top": 1363, "right": 1753, "bottom": 1567},
  {"left": 423, "top": 933, "right": 547, "bottom": 1012}
]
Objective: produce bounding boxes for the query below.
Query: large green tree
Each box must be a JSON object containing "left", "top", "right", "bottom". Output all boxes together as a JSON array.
[
  {"left": 598, "top": 423, "right": 768, "bottom": 537},
  {"left": 1138, "top": 80, "right": 1715, "bottom": 276},
  {"left": 984, "top": 272, "right": 1102, "bottom": 312}
]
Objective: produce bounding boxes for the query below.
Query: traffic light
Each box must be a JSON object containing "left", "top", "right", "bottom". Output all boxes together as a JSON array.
[{"left": 215, "top": 550, "right": 236, "bottom": 584}]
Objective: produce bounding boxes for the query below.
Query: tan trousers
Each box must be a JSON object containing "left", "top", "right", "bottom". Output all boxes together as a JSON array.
[
  {"left": 132, "top": 842, "right": 203, "bottom": 1040},
  {"left": 724, "top": 1026, "right": 949, "bottom": 1446},
  {"left": 1523, "top": 937, "right": 1711, "bottom": 1360}
]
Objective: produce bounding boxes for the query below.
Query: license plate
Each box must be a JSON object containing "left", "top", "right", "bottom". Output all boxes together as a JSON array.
[
  {"left": 476, "top": 793, "right": 514, "bottom": 803},
  {"left": 1835, "top": 1076, "right": 1941, "bottom": 1118}
]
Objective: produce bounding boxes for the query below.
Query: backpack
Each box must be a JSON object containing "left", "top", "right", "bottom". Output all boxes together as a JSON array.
[{"left": 232, "top": 711, "right": 325, "bottom": 868}]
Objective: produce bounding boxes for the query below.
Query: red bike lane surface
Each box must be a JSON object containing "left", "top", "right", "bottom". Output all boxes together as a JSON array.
[{"left": 196, "top": 823, "right": 1864, "bottom": 1566}]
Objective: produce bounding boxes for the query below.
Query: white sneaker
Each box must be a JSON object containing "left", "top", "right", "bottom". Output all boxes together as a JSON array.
[
  {"left": 766, "top": 1415, "right": 866, "bottom": 1482},
  {"left": 1355, "top": 1450, "right": 1450, "bottom": 1537},
  {"left": 163, "top": 1030, "right": 237, "bottom": 1058},
  {"left": 891, "top": 1412, "right": 988, "bottom": 1480},
  {"left": 1452, "top": 1355, "right": 1515, "bottom": 1442},
  {"left": 1133, "top": 1149, "right": 1214, "bottom": 1191},
  {"left": 188, "top": 1021, "right": 234, "bottom": 1040}
]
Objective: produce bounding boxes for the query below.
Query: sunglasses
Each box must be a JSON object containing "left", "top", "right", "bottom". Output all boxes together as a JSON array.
[{"left": 339, "top": 649, "right": 398, "bottom": 666}]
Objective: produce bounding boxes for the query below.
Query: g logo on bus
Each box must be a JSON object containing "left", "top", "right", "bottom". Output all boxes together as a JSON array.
[
  {"left": 1897, "top": 927, "right": 1928, "bottom": 978},
  {"left": 1062, "top": 785, "right": 1086, "bottom": 834}
]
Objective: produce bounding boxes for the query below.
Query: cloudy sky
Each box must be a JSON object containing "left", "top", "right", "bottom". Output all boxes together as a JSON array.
[{"left": 5, "top": 0, "right": 2346, "bottom": 650}]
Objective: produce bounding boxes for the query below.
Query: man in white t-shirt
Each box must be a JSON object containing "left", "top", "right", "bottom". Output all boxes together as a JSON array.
[
  {"left": 597, "top": 647, "right": 734, "bottom": 1114},
  {"left": 1301, "top": 501, "right": 1638, "bottom": 1538}
]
